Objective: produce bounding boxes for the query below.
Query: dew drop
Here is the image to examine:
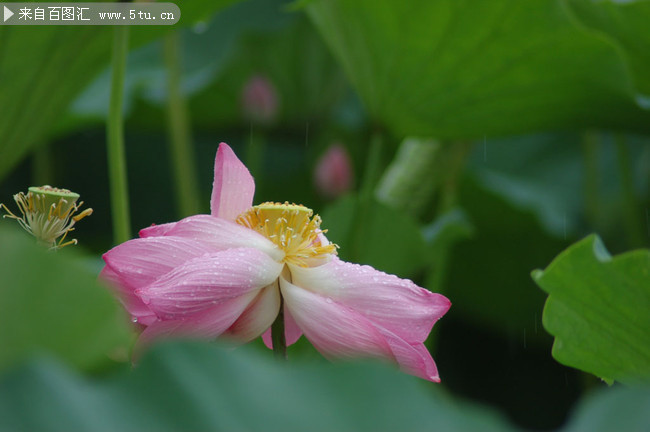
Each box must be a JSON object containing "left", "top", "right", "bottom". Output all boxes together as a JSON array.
[{"left": 131, "top": 317, "right": 138, "bottom": 323}]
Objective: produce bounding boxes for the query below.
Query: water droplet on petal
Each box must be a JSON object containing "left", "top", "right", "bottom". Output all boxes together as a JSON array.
[{"left": 131, "top": 317, "right": 138, "bottom": 323}]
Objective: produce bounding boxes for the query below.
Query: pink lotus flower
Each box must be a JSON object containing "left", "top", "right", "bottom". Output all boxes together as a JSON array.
[{"left": 101, "top": 143, "right": 450, "bottom": 382}]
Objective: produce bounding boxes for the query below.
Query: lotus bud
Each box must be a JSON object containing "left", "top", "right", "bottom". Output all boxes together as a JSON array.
[
  {"left": 241, "top": 74, "right": 279, "bottom": 125},
  {"left": 314, "top": 143, "right": 354, "bottom": 200}
]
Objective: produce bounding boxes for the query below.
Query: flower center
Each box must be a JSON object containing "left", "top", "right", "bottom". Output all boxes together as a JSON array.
[{"left": 235, "top": 202, "right": 337, "bottom": 267}]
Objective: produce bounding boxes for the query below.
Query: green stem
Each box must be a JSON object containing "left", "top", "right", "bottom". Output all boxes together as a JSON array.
[
  {"left": 581, "top": 133, "right": 600, "bottom": 230},
  {"left": 425, "top": 142, "right": 471, "bottom": 299},
  {"left": 246, "top": 124, "right": 265, "bottom": 186},
  {"left": 615, "top": 135, "right": 645, "bottom": 248},
  {"left": 351, "top": 132, "right": 383, "bottom": 262},
  {"left": 271, "top": 296, "right": 287, "bottom": 360},
  {"left": 360, "top": 133, "right": 384, "bottom": 202},
  {"left": 438, "top": 141, "right": 472, "bottom": 213},
  {"left": 32, "top": 143, "right": 53, "bottom": 186},
  {"left": 107, "top": 25, "right": 132, "bottom": 244},
  {"left": 164, "top": 31, "right": 200, "bottom": 217}
]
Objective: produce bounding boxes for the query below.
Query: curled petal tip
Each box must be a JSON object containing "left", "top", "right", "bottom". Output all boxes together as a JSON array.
[{"left": 436, "top": 294, "right": 452, "bottom": 315}]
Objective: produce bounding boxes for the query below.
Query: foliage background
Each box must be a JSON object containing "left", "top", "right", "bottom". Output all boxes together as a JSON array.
[{"left": 0, "top": 0, "right": 649, "bottom": 430}]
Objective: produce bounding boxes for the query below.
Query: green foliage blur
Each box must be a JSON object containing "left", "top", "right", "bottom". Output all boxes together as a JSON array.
[{"left": 1, "top": 0, "right": 649, "bottom": 430}]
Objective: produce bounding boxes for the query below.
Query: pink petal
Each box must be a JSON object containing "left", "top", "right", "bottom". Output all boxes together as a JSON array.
[
  {"left": 139, "top": 222, "right": 177, "bottom": 238},
  {"left": 211, "top": 142, "right": 255, "bottom": 221},
  {"left": 289, "top": 259, "right": 450, "bottom": 343},
  {"left": 101, "top": 236, "right": 214, "bottom": 326},
  {"left": 280, "top": 276, "right": 392, "bottom": 360},
  {"left": 103, "top": 236, "right": 214, "bottom": 291},
  {"left": 99, "top": 266, "right": 157, "bottom": 326},
  {"left": 137, "top": 247, "right": 283, "bottom": 319},
  {"left": 375, "top": 326, "right": 441, "bottom": 382},
  {"left": 136, "top": 291, "right": 258, "bottom": 350},
  {"left": 164, "top": 214, "right": 284, "bottom": 262},
  {"left": 226, "top": 282, "right": 280, "bottom": 343},
  {"left": 261, "top": 306, "right": 303, "bottom": 349}
]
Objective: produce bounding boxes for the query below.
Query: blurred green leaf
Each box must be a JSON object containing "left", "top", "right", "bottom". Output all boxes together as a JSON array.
[
  {"left": 468, "top": 135, "right": 585, "bottom": 238},
  {"left": 322, "top": 194, "right": 427, "bottom": 278},
  {"left": 70, "top": 0, "right": 293, "bottom": 121},
  {"left": 561, "top": 386, "right": 650, "bottom": 432},
  {"left": 189, "top": 9, "right": 349, "bottom": 128},
  {"left": 70, "top": 0, "right": 348, "bottom": 132},
  {"left": 0, "top": 341, "right": 514, "bottom": 432},
  {"left": 0, "top": 0, "right": 241, "bottom": 182},
  {"left": 442, "top": 177, "right": 566, "bottom": 343},
  {"left": 176, "top": 0, "right": 240, "bottom": 24},
  {"left": 0, "top": 225, "right": 132, "bottom": 373},
  {"left": 423, "top": 209, "right": 474, "bottom": 255},
  {"left": 305, "top": 0, "right": 650, "bottom": 139},
  {"left": 0, "top": 25, "right": 111, "bottom": 181},
  {"left": 467, "top": 134, "right": 650, "bottom": 248},
  {"left": 1, "top": 341, "right": 649, "bottom": 431},
  {"left": 566, "top": 0, "right": 650, "bottom": 98},
  {"left": 532, "top": 235, "right": 650, "bottom": 384}
]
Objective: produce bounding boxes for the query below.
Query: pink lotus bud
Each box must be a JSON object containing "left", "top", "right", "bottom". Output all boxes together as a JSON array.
[
  {"left": 241, "top": 75, "right": 279, "bottom": 125},
  {"left": 314, "top": 144, "right": 354, "bottom": 199}
]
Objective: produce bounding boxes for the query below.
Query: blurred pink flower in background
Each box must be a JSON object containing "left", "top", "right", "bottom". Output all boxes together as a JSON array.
[
  {"left": 241, "top": 74, "right": 279, "bottom": 125},
  {"left": 314, "top": 143, "right": 354, "bottom": 200},
  {"left": 101, "top": 143, "right": 450, "bottom": 382}
]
